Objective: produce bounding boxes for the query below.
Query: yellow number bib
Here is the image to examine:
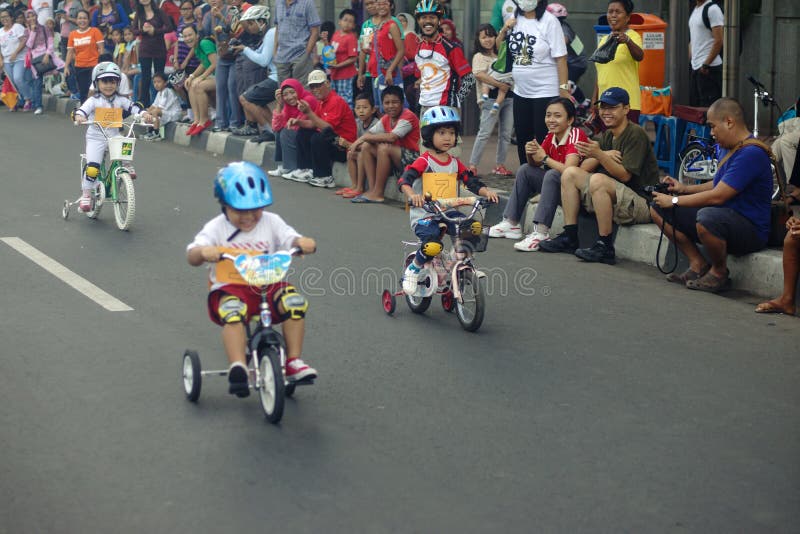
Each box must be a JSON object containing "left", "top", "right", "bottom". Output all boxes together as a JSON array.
[
  {"left": 421, "top": 172, "right": 457, "bottom": 200},
  {"left": 95, "top": 107, "right": 123, "bottom": 128}
]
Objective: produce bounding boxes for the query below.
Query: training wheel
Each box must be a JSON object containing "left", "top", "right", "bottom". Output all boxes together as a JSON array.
[
  {"left": 382, "top": 289, "right": 396, "bottom": 315},
  {"left": 62, "top": 200, "right": 70, "bottom": 220},
  {"left": 441, "top": 290, "right": 455, "bottom": 312},
  {"left": 182, "top": 349, "right": 202, "bottom": 402},
  {"left": 285, "top": 383, "right": 296, "bottom": 398}
]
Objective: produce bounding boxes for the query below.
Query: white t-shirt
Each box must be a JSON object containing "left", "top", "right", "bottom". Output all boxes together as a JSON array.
[
  {"left": 508, "top": 11, "right": 566, "bottom": 99},
  {"left": 152, "top": 86, "right": 183, "bottom": 124},
  {"left": 0, "top": 23, "right": 27, "bottom": 60},
  {"left": 688, "top": 0, "right": 723, "bottom": 70},
  {"left": 187, "top": 212, "right": 301, "bottom": 290}
]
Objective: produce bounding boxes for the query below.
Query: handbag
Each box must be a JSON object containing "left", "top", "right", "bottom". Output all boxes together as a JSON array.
[
  {"left": 32, "top": 54, "right": 57, "bottom": 75},
  {"left": 588, "top": 35, "right": 619, "bottom": 64},
  {"left": 640, "top": 86, "right": 672, "bottom": 116},
  {"left": 492, "top": 38, "right": 512, "bottom": 74}
]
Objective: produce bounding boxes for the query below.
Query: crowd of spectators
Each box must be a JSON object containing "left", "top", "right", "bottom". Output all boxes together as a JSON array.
[{"left": 0, "top": 0, "right": 796, "bottom": 312}]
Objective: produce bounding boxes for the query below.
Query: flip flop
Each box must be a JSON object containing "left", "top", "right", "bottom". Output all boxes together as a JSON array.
[
  {"left": 342, "top": 190, "right": 363, "bottom": 199},
  {"left": 351, "top": 195, "right": 384, "bottom": 204},
  {"left": 686, "top": 269, "right": 731, "bottom": 293},
  {"left": 755, "top": 300, "right": 796, "bottom": 315},
  {"left": 665, "top": 264, "right": 710, "bottom": 284},
  {"left": 335, "top": 187, "right": 356, "bottom": 196}
]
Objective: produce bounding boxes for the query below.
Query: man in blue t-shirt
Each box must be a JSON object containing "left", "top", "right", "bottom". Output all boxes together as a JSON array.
[{"left": 650, "top": 97, "right": 773, "bottom": 293}]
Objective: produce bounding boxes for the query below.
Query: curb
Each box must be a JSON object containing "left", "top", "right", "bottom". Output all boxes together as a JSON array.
[{"left": 43, "top": 94, "right": 787, "bottom": 299}]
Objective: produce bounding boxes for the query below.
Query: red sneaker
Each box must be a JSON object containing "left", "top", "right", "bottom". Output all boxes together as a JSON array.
[
  {"left": 191, "top": 120, "right": 212, "bottom": 136},
  {"left": 185, "top": 123, "right": 199, "bottom": 136},
  {"left": 285, "top": 358, "right": 317, "bottom": 382},
  {"left": 492, "top": 164, "right": 513, "bottom": 177}
]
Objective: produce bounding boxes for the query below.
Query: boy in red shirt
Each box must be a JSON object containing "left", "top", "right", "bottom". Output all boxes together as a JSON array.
[
  {"left": 328, "top": 8, "right": 358, "bottom": 108},
  {"left": 348, "top": 85, "right": 420, "bottom": 203}
]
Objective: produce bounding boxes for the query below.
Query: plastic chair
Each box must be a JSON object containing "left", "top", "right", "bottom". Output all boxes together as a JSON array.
[{"left": 639, "top": 114, "right": 682, "bottom": 176}]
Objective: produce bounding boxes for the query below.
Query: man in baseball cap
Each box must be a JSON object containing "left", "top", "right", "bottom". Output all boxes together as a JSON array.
[
  {"left": 596, "top": 86, "right": 630, "bottom": 107},
  {"left": 539, "top": 86, "right": 659, "bottom": 264},
  {"left": 288, "top": 69, "right": 357, "bottom": 188}
]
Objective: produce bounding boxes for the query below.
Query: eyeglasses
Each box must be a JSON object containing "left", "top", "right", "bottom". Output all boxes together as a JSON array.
[{"left": 308, "top": 83, "right": 325, "bottom": 89}]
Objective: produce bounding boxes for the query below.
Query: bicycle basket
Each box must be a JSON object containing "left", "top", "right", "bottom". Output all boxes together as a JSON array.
[
  {"left": 108, "top": 136, "right": 135, "bottom": 161},
  {"left": 232, "top": 253, "right": 292, "bottom": 286}
]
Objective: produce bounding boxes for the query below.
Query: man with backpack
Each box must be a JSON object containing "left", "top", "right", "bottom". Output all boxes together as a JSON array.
[{"left": 688, "top": 0, "right": 723, "bottom": 107}]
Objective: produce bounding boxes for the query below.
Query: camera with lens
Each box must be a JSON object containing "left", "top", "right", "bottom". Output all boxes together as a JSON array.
[
  {"left": 228, "top": 38, "right": 241, "bottom": 47},
  {"left": 644, "top": 182, "right": 670, "bottom": 194}
]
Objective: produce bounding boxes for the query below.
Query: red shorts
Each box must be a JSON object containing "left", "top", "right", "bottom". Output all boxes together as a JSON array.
[{"left": 207, "top": 282, "right": 290, "bottom": 326}]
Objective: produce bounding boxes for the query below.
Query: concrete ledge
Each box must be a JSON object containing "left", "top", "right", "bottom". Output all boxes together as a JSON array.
[{"left": 41, "top": 94, "right": 791, "bottom": 300}]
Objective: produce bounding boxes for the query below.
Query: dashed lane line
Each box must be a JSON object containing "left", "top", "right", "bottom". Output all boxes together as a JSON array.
[{"left": 1, "top": 237, "right": 134, "bottom": 312}]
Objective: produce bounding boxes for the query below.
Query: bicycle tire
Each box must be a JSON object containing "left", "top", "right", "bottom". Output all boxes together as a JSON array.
[
  {"left": 182, "top": 350, "right": 202, "bottom": 402},
  {"left": 258, "top": 344, "right": 285, "bottom": 424},
  {"left": 113, "top": 172, "right": 136, "bottom": 230},
  {"left": 678, "top": 143, "right": 716, "bottom": 185},
  {"left": 455, "top": 269, "right": 485, "bottom": 332}
]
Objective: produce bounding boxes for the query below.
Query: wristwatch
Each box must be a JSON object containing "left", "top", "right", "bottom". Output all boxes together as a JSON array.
[
  {"left": 542, "top": 155, "right": 549, "bottom": 165},
  {"left": 672, "top": 196, "right": 679, "bottom": 205},
  {"left": 559, "top": 83, "right": 570, "bottom": 91}
]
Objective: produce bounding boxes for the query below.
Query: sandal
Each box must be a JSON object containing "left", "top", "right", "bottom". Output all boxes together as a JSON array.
[
  {"left": 665, "top": 264, "right": 710, "bottom": 284},
  {"left": 686, "top": 269, "right": 731, "bottom": 293},
  {"left": 335, "top": 187, "right": 356, "bottom": 196},
  {"left": 342, "top": 190, "right": 363, "bottom": 199},
  {"left": 755, "top": 300, "right": 796, "bottom": 315}
]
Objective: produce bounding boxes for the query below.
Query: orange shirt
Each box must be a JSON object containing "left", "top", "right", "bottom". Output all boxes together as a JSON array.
[{"left": 68, "top": 27, "right": 104, "bottom": 68}]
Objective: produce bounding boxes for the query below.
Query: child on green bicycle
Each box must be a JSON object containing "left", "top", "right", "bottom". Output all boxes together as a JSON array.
[
  {"left": 399, "top": 105, "right": 498, "bottom": 295},
  {"left": 73, "top": 61, "right": 153, "bottom": 212},
  {"left": 186, "top": 161, "right": 318, "bottom": 397}
]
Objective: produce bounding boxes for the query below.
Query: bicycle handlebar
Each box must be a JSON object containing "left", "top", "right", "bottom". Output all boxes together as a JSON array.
[
  {"left": 221, "top": 247, "right": 303, "bottom": 262},
  {"left": 411, "top": 195, "right": 490, "bottom": 223}
]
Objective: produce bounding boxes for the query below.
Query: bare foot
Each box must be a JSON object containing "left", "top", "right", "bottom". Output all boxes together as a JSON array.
[{"left": 755, "top": 298, "right": 796, "bottom": 315}]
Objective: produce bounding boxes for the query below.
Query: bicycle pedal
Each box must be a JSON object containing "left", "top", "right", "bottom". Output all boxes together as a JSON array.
[{"left": 291, "top": 377, "right": 315, "bottom": 386}]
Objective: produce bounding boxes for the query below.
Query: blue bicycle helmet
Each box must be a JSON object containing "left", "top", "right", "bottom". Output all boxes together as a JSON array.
[
  {"left": 214, "top": 161, "right": 273, "bottom": 209},
  {"left": 414, "top": 0, "right": 443, "bottom": 18},
  {"left": 420, "top": 105, "right": 461, "bottom": 149}
]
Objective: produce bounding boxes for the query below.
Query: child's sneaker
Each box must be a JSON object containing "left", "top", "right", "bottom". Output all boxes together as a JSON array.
[
  {"left": 227, "top": 362, "right": 250, "bottom": 398},
  {"left": 481, "top": 94, "right": 489, "bottom": 102},
  {"left": 79, "top": 190, "right": 93, "bottom": 212},
  {"left": 22, "top": 101, "right": 32, "bottom": 111},
  {"left": 488, "top": 219, "right": 522, "bottom": 239},
  {"left": 490, "top": 102, "right": 499, "bottom": 115},
  {"left": 267, "top": 164, "right": 285, "bottom": 177},
  {"left": 492, "top": 164, "right": 513, "bottom": 177},
  {"left": 285, "top": 358, "right": 317, "bottom": 382},
  {"left": 513, "top": 231, "right": 549, "bottom": 252},
  {"left": 402, "top": 263, "right": 421, "bottom": 295}
]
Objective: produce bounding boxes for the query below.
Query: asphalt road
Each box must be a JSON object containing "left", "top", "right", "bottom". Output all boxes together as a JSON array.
[{"left": 1, "top": 111, "right": 798, "bottom": 533}]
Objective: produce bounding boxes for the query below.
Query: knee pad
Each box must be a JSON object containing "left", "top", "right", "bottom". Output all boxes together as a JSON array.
[
  {"left": 85, "top": 163, "right": 101, "bottom": 179},
  {"left": 277, "top": 286, "right": 308, "bottom": 320},
  {"left": 421, "top": 240, "right": 443, "bottom": 258},
  {"left": 218, "top": 295, "right": 247, "bottom": 324}
]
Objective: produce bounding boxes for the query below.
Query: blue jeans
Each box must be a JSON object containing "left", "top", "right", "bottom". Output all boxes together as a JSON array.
[
  {"left": 215, "top": 59, "right": 241, "bottom": 128},
  {"left": 30, "top": 73, "right": 43, "bottom": 110},
  {"left": 4, "top": 60, "right": 32, "bottom": 102},
  {"left": 279, "top": 128, "right": 299, "bottom": 171}
]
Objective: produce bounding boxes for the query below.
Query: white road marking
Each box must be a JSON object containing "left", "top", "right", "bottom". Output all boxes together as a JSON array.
[{"left": 1, "top": 237, "right": 134, "bottom": 311}]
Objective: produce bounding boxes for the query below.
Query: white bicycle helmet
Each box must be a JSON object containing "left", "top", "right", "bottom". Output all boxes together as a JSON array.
[
  {"left": 239, "top": 4, "right": 269, "bottom": 22},
  {"left": 92, "top": 61, "right": 122, "bottom": 85}
]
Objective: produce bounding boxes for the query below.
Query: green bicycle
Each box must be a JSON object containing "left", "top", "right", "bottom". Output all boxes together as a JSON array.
[{"left": 62, "top": 116, "right": 145, "bottom": 230}]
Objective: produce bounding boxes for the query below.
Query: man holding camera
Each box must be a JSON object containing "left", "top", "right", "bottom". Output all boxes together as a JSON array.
[
  {"left": 650, "top": 97, "right": 773, "bottom": 292},
  {"left": 539, "top": 87, "right": 659, "bottom": 264}
]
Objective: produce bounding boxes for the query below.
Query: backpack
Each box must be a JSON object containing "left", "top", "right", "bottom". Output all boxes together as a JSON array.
[{"left": 701, "top": 0, "right": 723, "bottom": 30}]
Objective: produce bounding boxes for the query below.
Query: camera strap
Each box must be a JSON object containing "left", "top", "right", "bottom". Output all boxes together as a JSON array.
[{"left": 655, "top": 205, "right": 678, "bottom": 274}]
